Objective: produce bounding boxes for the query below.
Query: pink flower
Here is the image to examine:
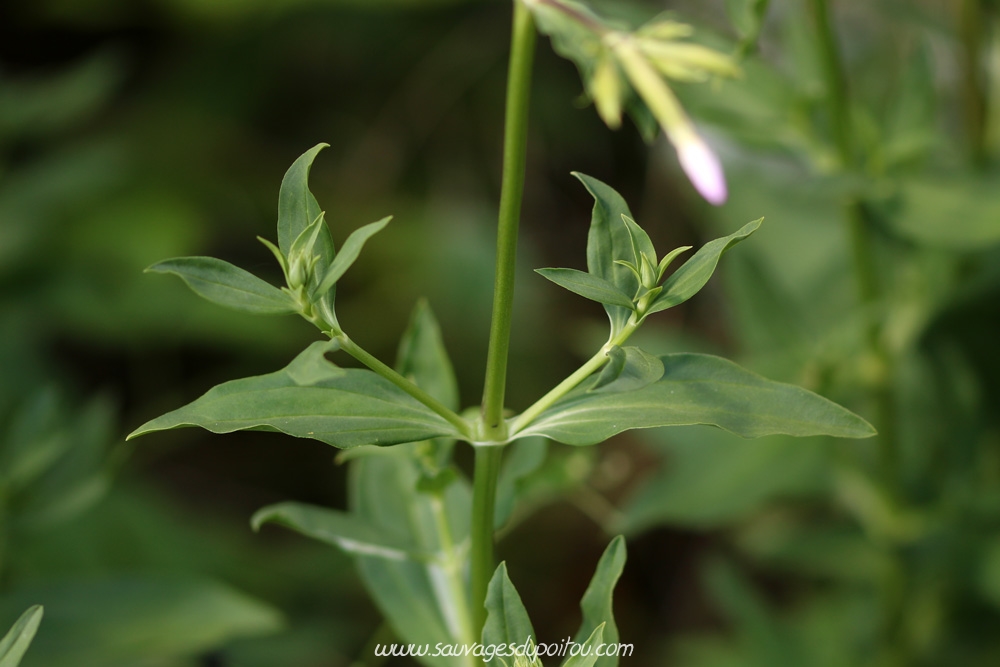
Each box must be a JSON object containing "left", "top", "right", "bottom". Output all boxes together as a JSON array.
[{"left": 676, "top": 134, "right": 727, "bottom": 206}]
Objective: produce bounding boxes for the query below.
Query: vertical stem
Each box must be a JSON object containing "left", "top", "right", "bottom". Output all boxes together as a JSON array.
[
  {"left": 470, "top": 3, "right": 535, "bottom": 641},
  {"left": 811, "top": 0, "right": 852, "bottom": 166},
  {"left": 961, "top": 0, "right": 990, "bottom": 166},
  {"left": 480, "top": 1, "right": 536, "bottom": 440},
  {"left": 470, "top": 446, "right": 503, "bottom": 635},
  {"left": 810, "top": 0, "right": 897, "bottom": 489}
]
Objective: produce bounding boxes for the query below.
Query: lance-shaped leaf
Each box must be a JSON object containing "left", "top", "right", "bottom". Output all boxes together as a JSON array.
[
  {"left": 146, "top": 257, "right": 296, "bottom": 315},
  {"left": 513, "top": 353, "right": 876, "bottom": 445},
  {"left": 277, "top": 144, "right": 338, "bottom": 318},
  {"left": 591, "top": 346, "right": 664, "bottom": 393},
  {"left": 277, "top": 143, "right": 328, "bottom": 255},
  {"left": 251, "top": 502, "right": 418, "bottom": 561},
  {"left": 315, "top": 216, "right": 392, "bottom": 299},
  {"left": 0, "top": 606, "right": 43, "bottom": 667},
  {"left": 536, "top": 268, "right": 635, "bottom": 310},
  {"left": 482, "top": 563, "right": 535, "bottom": 648},
  {"left": 646, "top": 218, "right": 762, "bottom": 316},
  {"left": 396, "top": 300, "right": 459, "bottom": 412},
  {"left": 128, "top": 341, "right": 462, "bottom": 449},
  {"left": 574, "top": 537, "right": 625, "bottom": 667},
  {"left": 564, "top": 624, "right": 606, "bottom": 667},
  {"left": 575, "top": 173, "right": 641, "bottom": 334}
]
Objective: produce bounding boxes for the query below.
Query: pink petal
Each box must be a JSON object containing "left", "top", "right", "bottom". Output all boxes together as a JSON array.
[{"left": 676, "top": 135, "right": 728, "bottom": 205}]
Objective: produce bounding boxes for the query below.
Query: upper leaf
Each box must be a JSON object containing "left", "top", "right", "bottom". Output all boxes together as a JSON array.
[
  {"left": 575, "top": 173, "right": 640, "bottom": 335},
  {"left": 277, "top": 144, "right": 338, "bottom": 320},
  {"left": 536, "top": 268, "right": 635, "bottom": 311},
  {"left": 315, "top": 216, "right": 392, "bottom": 299},
  {"left": 513, "top": 353, "right": 876, "bottom": 444},
  {"left": 146, "top": 257, "right": 296, "bottom": 315},
  {"left": 128, "top": 341, "right": 463, "bottom": 449},
  {"left": 574, "top": 537, "right": 626, "bottom": 667},
  {"left": 647, "top": 218, "right": 762, "bottom": 316},
  {"left": 0, "top": 605, "right": 43, "bottom": 667},
  {"left": 277, "top": 143, "right": 329, "bottom": 256},
  {"left": 482, "top": 563, "right": 535, "bottom": 648}
]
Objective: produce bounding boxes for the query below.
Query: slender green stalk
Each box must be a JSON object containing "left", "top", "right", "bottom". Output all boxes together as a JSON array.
[
  {"left": 335, "top": 334, "right": 472, "bottom": 439},
  {"left": 470, "top": 445, "right": 503, "bottom": 635},
  {"left": 510, "top": 321, "right": 637, "bottom": 435},
  {"left": 960, "top": 0, "right": 990, "bottom": 166},
  {"left": 469, "top": 6, "right": 536, "bottom": 643},
  {"left": 810, "top": 0, "right": 897, "bottom": 488},
  {"left": 480, "top": 1, "right": 536, "bottom": 441}
]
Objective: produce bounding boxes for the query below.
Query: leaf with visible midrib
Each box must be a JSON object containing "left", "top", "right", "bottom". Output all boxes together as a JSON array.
[
  {"left": 127, "top": 341, "right": 462, "bottom": 449},
  {"left": 147, "top": 257, "right": 296, "bottom": 315},
  {"left": 0, "top": 606, "right": 43, "bottom": 667},
  {"left": 482, "top": 563, "right": 535, "bottom": 648},
  {"left": 513, "top": 353, "right": 875, "bottom": 444}
]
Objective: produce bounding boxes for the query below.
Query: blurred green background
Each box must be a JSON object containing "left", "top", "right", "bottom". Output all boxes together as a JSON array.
[{"left": 1, "top": 0, "right": 999, "bottom": 665}]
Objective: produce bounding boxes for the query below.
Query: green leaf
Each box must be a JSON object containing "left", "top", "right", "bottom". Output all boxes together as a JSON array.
[
  {"left": 514, "top": 353, "right": 876, "bottom": 445},
  {"left": 276, "top": 144, "right": 337, "bottom": 320},
  {"left": 277, "top": 143, "right": 329, "bottom": 256},
  {"left": 590, "top": 346, "right": 664, "bottom": 393},
  {"left": 251, "top": 501, "right": 418, "bottom": 561},
  {"left": 494, "top": 437, "right": 549, "bottom": 529},
  {"left": 146, "top": 257, "right": 296, "bottom": 315},
  {"left": 575, "top": 173, "right": 640, "bottom": 335},
  {"left": 536, "top": 268, "right": 635, "bottom": 310},
  {"left": 574, "top": 537, "right": 625, "bottom": 667},
  {"left": 563, "top": 624, "right": 605, "bottom": 667},
  {"left": 656, "top": 245, "right": 692, "bottom": 282},
  {"left": 0, "top": 606, "right": 42, "bottom": 667},
  {"left": 647, "top": 218, "right": 761, "bottom": 316},
  {"left": 128, "top": 340, "right": 462, "bottom": 449},
  {"left": 620, "top": 215, "right": 655, "bottom": 273},
  {"left": 0, "top": 576, "right": 281, "bottom": 667},
  {"left": 396, "top": 300, "right": 460, "bottom": 412},
  {"left": 482, "top": 563, "right": 535, "bottom": 648},
  {"left": 350, "top": 447, "right": 472, "bottom": 666},
  {"left": 315, "top": 216, "right": 391, "bottom": 298}
]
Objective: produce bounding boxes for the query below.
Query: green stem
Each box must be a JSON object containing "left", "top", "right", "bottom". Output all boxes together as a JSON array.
[
  {"left": 469, "top": 3, "right": 536, "bottom": 644},
  {"left": 510, "top": 321, "right": 637, "bottom": 435},
  {"left": 810, "top": 0, "right": 852, "bottom": 166},
  {"left": 335, "top": 334, "right": 472, "bottom": 439},
  {"left": 480, "top": 1, "right": 536, "bottom": 441},
  {"left": 960, "top": 0, "right": 990, "bottom": 166},
  {"left": 469, "top": 445, "right": 503, "bottom": 636}
]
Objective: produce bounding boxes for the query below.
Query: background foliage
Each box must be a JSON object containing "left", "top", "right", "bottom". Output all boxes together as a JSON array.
[{"left": 1, "top": 0, "right": 998, "bottom": 665}]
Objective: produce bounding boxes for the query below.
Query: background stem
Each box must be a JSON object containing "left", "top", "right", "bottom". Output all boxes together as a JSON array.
[{"left": 480, "top": 1, "right": 536, "bottom": 441}]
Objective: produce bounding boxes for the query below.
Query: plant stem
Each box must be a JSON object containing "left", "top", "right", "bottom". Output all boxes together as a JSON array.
[
  {"left": 335, "top": 334, "right": 472, "bottom": 439},
  {"left": 510, "top": 321, "right": 637, "bottom": 435},
  {"left": 810, "top": 0, "right": 897, "bottom": 489},
  {"left": 469, "top": 445, "right": 503, "bottom": 636},
  {"left": 480, "top": 0, "right": 536, "bottom": 441},
  {"left": 469, "top": 2, "right": 536, "bottom": 644},
  {"left": 960, "top": 0, "right": 990, "bottom": 166}
]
